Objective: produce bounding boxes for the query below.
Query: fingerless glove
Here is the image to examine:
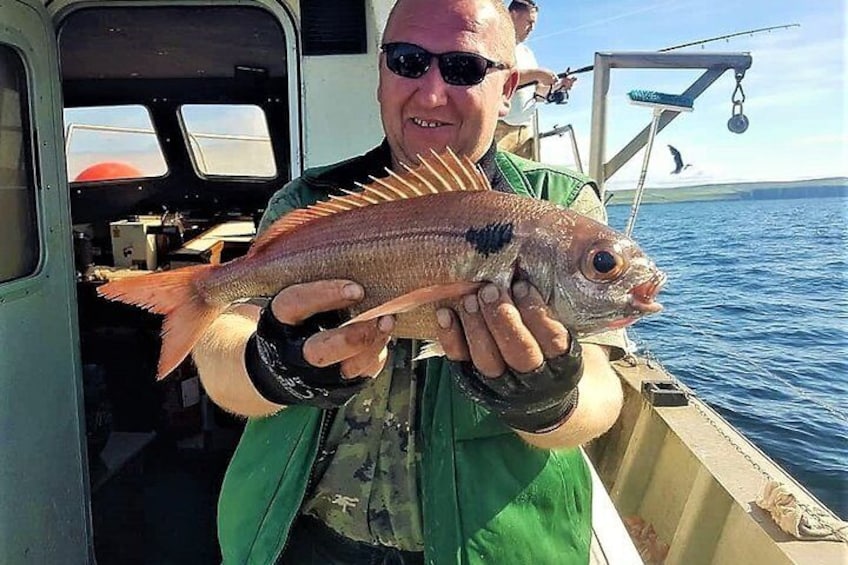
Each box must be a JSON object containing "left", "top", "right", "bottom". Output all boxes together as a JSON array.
[
  {"left": 244, "top": 306, "right": 368, "bottom": 409},
  {"left": 449, "top": 338, "right": 583, "bottom": 433}
]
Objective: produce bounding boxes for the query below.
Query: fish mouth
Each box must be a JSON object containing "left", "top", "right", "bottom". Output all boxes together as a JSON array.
[{"left": 629, "top": 272, "right": 667, "bottom": 314}]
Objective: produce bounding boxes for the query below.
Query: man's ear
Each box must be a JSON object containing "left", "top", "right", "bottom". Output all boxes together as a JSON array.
[{"left": 499, "top": 70, "right": 521, "bottom": 117}]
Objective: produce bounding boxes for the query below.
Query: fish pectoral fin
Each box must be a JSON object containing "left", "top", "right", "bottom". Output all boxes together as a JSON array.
[
  {"left": 414, "top": 340, "right": 445, "bottom": 360},
  {"left": 342, "top": 282, "right": 484, "bottom": 327}
]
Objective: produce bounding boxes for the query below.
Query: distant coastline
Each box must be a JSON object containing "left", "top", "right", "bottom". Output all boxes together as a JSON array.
[{"left": 606, "top": 177, "right": 847, "bottom": 206}]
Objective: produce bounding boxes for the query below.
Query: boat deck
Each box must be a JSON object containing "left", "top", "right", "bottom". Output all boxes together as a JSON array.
[{"left": 586, "top": 356, "right": 848, "bottom": 565}]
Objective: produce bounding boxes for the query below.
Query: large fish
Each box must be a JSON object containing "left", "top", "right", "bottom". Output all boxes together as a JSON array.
[{"left": 98, "top": 149, "right": 666, "bottom": 379}]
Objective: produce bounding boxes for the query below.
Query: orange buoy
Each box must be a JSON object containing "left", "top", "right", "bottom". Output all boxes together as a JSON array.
[{"left": 75, "top": 162, "right": 143, "bottom": 182}]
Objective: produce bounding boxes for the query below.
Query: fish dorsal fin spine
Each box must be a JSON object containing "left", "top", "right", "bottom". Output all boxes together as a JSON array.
[{"left": 249, "top": 148, "right": 491, "bottom": 255}]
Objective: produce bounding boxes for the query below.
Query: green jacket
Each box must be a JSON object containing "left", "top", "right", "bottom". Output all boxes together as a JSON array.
[{"left": 218, "top": 149, "right": 597, "bottom": 564}]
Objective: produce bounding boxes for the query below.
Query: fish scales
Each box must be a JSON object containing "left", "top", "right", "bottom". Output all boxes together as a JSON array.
[{"left": 208, "top": 191, "right": 559, "bottom": 338}]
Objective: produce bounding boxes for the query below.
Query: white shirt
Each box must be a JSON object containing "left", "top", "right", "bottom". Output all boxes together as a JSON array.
[{"left": 501, "top": 43, "right": 539, "bottom": 127}]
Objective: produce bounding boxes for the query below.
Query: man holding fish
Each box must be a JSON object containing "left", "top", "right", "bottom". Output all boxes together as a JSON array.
[{"left": 98, "top": 0, "right": 664, "bottom": 562}]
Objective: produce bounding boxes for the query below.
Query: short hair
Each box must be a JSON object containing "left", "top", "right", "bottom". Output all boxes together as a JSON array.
[{"left": 508, "top": 0, "right": 538, "bottom": 13}]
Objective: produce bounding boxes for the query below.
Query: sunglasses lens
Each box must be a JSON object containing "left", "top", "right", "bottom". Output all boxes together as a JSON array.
[
  {"left": 385, "top": 44, "right": 430, "bottom": 79},
  {"left": 440, "top": 53, "right": 489, "bottom": 86},
  {"left": 383, "top": 43, "right": 497, "bottom": 86}
]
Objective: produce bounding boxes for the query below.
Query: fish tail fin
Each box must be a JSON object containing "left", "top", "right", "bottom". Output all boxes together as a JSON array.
[{"left": 97, "top": 265, "right": 225, "bottom": 379}]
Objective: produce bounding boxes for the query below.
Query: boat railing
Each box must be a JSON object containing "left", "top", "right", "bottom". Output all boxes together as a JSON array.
[
  {"left": 537, "top": 51, "right": 753, "bottom": 198},
  {"left": 538, "top": 123, "right": 584, "bottom": 174},
  {"left": 587, "top": 51, "right": 752, "bottom": 199}
]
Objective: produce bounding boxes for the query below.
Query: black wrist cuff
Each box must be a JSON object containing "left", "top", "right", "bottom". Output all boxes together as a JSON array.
[
  {"left": 501, "top": 387, "right": 579, "bottom": 433},
  {"left": 243, "top": 307, "right": 367, "bottom": 409},
  {"left": 450, "top": 337, "right": 584, "bottom": 433}
]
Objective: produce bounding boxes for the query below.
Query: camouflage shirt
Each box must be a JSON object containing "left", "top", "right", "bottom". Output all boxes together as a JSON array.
[{"left": 302, "top": 339, "right": 426, "bottom": 550}]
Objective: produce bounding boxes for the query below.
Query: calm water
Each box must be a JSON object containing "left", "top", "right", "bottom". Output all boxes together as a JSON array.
[{"left": 607, "top": 193, "right": 848, "bottom": 519}]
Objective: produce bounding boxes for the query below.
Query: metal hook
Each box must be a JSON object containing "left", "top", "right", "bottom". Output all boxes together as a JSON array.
[
  {"left": 728, "top": 70, "right": 749, "bottom": 133},
  {"left": 732, "top": 71, "right": 746, "bottom": 104}
]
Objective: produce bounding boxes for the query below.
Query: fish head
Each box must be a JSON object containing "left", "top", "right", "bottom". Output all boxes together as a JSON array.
[{"left": 548, "top": 216, "right": 666, "bottom": 336}]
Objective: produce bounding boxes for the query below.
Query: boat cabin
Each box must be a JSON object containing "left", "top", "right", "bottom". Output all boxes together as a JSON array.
[{"left": 2, "top": 0, "right": 390, "bottom": 561}]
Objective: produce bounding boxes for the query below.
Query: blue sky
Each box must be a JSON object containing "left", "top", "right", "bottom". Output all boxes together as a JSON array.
[
  {"left": 529, "top": 0, "right": 846, "bottom": 189},
  {"left": 65, "top": 0, "right": 845, "bottom": 189}
]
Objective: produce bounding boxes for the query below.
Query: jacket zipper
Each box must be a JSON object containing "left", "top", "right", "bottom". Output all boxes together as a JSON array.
[{"left": 272, "top": 407, "right": 337, "bottom": 563}]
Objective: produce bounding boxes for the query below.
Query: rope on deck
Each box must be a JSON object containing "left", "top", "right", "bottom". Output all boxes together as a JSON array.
[{"left": 756, "top": 480, "right": 848, "bottom": 542}]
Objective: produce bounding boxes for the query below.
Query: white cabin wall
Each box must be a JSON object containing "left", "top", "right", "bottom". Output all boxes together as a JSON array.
[{"left": 296, "top": 0, "right": 393, "bottom": 169}]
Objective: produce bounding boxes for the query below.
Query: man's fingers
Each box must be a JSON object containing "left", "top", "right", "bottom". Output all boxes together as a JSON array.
[
  {"left": 457, "top": 294, "right": 505, "bottom": 378},
  {"left": 359, "top": 347, "right": 390, "bottom": 378},
  {"left": 341, "top": 341, "right": 390, "bottom": 379},
  {"left": 512, "top": 281, "right": 570, "bottom": 359},
  {"left": 303, "top": 316, "right": 394, "bottom": 368},
  {"left": 271, "top": 280, "right": 363, "bottom": 325},
  {"left": 435, "top": 308, "right": 470, "bottom": 362},
  {"left": 478, "top": 284, "right": 543, "bottom": 373}
]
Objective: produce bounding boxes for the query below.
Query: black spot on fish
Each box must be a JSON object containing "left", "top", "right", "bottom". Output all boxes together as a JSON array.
[{"left": 465, "top": 222, "right": 514, "bottom": 257}]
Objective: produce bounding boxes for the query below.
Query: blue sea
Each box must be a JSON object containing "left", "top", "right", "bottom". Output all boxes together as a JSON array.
[{"left": 607, "top": 193, "right": 848, "bottom": 519}]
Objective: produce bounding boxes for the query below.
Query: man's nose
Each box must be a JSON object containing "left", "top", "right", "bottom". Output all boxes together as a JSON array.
[{"left": 413, "top": 64, "right": 449, "bottom": 107}]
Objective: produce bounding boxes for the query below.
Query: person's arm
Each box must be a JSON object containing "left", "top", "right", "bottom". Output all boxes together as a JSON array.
[
  {"left": 517, "top": 68, "right": 576, "bottom": 98},
  {"left": 193, "top": 303, "right": 277, "bottom": 417},
  {"left": 193, "top": 280, "right": 394, "bottom": 418},
  {"left": 518, "top": 68, "right": 557, "bottom": 87}
]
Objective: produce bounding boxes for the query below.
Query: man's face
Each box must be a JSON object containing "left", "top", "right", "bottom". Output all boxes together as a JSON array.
[
  {"left": 378, "top": 0, "right": 518, "bottom": 168},
  {"left": 511, "top": 8, "right": 537, "bottom": 43}
]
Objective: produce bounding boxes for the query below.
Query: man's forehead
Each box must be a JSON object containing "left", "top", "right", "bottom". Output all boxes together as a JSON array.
[{"left": 384, "top": 0, "right": 504, "bottom": 56}]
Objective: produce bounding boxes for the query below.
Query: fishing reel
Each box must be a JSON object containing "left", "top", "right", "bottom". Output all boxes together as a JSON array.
[
  {"left": 536, "top": 84, "right": 569, "bottom": 105},
  {"left": 546, "top": 88, "right": 569, "bottom": 105}
]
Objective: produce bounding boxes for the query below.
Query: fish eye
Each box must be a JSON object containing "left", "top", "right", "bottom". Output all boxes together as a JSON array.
[
  {"left": 593, "top": 251, "right": 617, "bottom": 273},
  {"left": 582, "top": 244, "right": 627, "bottom": 282}
]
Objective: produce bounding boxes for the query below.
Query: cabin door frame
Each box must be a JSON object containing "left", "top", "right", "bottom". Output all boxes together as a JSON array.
[{"left": 0, "top": 0, "right": 92, "bottom": 562}]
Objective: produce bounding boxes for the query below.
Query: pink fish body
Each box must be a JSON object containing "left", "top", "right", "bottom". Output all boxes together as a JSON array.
[{"left": 98, "top": 150, "right": 665, "bottom": 378}]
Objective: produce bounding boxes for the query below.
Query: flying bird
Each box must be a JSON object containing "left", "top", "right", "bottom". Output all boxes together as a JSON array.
[{"left": 668, "top": 145, "right": 691, "bottom": 174}]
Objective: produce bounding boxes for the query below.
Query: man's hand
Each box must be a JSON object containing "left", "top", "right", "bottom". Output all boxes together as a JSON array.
[
  {"left": 245, "top": 279, "right": 394, "bottom": 409},
  {"left": 435, "top": 281, "right": 583, "bottom": 433},
  {"left": 556, "top": 74, "right": 577, "bottom": 92}
]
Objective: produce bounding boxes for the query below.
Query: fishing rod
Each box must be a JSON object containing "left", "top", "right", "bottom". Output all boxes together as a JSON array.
[
  {"left": 564, "top": 23, "right": 800, "bottom": 77},
  {"left": 519, "top": 23, "right": 800, "bottom": 93}
]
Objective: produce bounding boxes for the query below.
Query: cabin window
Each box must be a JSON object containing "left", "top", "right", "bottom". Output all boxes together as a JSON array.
[
  {"left": 64, "top": 105, "right": 168, "bottom": 182},
  {"left": 0, "top": 45, "right": 38, "bottom": 283},
  {"left": 179, "top": 104, "right": 276, "bottom": 179}
]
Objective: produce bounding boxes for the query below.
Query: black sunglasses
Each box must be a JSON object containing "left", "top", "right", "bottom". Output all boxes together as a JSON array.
[{"left": 381, "top": 42, "right": 509, "bottom": 86}]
